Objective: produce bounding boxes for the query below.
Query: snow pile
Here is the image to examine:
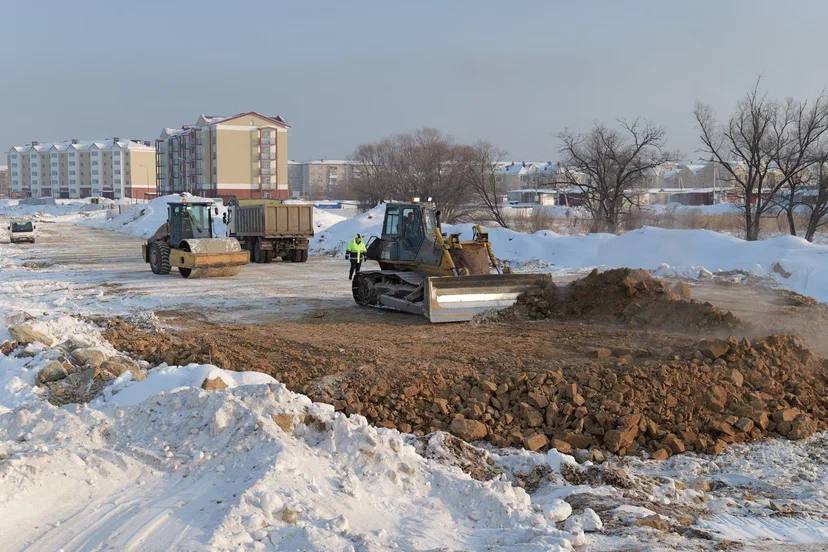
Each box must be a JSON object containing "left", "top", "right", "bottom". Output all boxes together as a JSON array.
[
  {"left": 82, "top": 193, "right": 228, "bottom": 239},
  {"left": 0, "top": 324, "right": 579, "bottom": 550},
  {"left": 310, "top": 203, "right": 385, "bottom": 255},
  {"left": 314, "top": 208, "right": 828, "bottom": 301},
  {"left": 0, "top": 198, "right": 110, "bottom": 221}
]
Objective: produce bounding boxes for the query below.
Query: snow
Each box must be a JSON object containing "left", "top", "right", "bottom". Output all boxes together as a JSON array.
[{"left": 313, "top": 207, "right": 828, "bottom": 302}]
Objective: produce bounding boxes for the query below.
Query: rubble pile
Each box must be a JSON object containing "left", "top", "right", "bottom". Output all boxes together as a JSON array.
[
  {"left": 313, "top": 334, "right": 827, "bottom": 459},
  {"left": 494, "top": 268, "right": 743, "bottom": 333},
  {"left": 3, "top": 318, "right": 147, "bottom": 405}
]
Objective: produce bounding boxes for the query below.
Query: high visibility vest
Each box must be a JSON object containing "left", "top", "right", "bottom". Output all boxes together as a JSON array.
[{"left": 347, "top": 238, "right": 367, "bottom": 262}]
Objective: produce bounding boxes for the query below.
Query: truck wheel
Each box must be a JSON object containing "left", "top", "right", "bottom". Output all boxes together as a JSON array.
[
  {"left": 264, "top": 250, "right": 274, "bottom": 263},
  {"left": 299, "top": 249, "right": 308, "bottom": 262},
  {"left": 252, "top": 239, "right": 265, "bottom": 263},
  {"left": 149, "top": 241, "right": 171, "bottom": 275}
]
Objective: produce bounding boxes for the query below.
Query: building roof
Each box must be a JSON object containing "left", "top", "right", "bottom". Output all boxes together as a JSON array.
[
  {"left": 9, "top": 139, "right": 153, "bottom": 153},
  {"left": 197, "top": 111, "right": 290, "bottom": 128}
]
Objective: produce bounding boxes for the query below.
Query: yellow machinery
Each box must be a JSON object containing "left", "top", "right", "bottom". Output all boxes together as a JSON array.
[
  {"left": 142, "top": 199, "right": 249, "bottom": 278},
  {"left": 352, "top": 202, "right": 550, "bottom": 322}
]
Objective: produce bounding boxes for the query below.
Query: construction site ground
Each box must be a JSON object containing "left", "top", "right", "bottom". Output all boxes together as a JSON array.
[{"left": 5, "top": 220, "right": 828, "bottom": 459}]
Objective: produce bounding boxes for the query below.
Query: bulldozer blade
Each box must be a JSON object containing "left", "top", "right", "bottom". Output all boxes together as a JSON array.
[{"left": 424, "top": 273, "right": 552, "bottom": 323}]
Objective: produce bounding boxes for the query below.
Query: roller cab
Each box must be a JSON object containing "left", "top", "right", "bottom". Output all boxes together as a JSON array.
[{"left": 143, "top": 198, "right": 249, "bottom": 278}]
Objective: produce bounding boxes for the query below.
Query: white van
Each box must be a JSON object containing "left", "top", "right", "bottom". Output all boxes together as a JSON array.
[{"left": 9, "top": 220, "right": 36, "bottom": 244}]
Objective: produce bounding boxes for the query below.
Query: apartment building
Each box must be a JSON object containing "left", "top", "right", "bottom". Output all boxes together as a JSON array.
[
  {"left": 0, "top": 165, "right": 8, "bottom": 199},
  {"left": 6, "top": 139, "right": 156, "bottom": 199},
  {"left": 288, "top": 159, "right": 363, "bottom": 199},
  {"left": 156, "top": 112, "right": 289, "bottom": 200}
]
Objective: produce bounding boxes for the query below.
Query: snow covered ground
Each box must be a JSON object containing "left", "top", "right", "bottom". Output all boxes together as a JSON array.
[
  {"left": 1, "top": 201, "right": 828, "bottom": 550},
  {"left": 311, "top": 204, "right": 828, "bottom": 303}
]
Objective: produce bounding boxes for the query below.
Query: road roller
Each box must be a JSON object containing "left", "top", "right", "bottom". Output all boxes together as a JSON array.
[{"left": 142, "top": 199, "right": 249, "bottom": 278}]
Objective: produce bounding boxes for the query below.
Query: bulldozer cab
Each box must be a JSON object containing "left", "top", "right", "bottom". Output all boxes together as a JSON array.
[
  {"left": 168, "top": 202, "right": 213, "bottom": 247},
  {"left": 375, "top": 202, "right": 441, "bottom": 264}
]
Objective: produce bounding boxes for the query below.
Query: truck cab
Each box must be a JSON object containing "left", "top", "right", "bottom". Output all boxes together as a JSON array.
[{"left": 8, "top": 220, "right": 36, "bottom": 244}]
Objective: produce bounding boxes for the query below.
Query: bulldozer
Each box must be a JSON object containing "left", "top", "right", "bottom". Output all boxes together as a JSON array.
[
  {"left": 352, "top": 201, "right": 551, "bottom": 322},
  {"left": 142, "top": 199, "right": 249, "bottom": 278}
]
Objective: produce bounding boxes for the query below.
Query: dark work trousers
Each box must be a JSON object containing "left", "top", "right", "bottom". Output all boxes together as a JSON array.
[{"left": 349, "top": 258, "right": 362, "bottom": 280}]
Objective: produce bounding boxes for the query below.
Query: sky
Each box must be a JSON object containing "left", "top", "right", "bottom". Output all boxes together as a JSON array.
[{"left": 2, "top": 0, "right": 827, "bottom": 163}]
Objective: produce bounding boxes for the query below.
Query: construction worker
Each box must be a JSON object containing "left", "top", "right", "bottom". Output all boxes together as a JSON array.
[{"left": 346, "top": 234, "right": 367, "bottom": 280}]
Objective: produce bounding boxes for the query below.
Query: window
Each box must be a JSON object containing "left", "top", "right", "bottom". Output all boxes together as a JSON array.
[
  {"left": 92, "top": 179, "right": 99, "bottom": 185},
  {"left": 51, "top": 153, "right": 58, "bottom": 158},
  {"left": 114, "top": 170, "right": 121, "bottom": 175},
  {"left": 91, "top": 161, "right": 99, "bottom": 166},
  {"left": 69, "top": 161, "right": 76, "bottom": 166},
  {"left": 51, "top": 171, "right": 57, "bottom": 176},
  {"left": 91, "top": 151, "right": 99, "bottom": 156},
  {"left": 69, "top": 170, "right": 76, "bottom": 175}
]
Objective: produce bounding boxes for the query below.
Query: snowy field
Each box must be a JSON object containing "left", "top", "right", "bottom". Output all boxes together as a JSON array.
[{"left": 1, "top": 198, "right": 827, "bottom": 550}]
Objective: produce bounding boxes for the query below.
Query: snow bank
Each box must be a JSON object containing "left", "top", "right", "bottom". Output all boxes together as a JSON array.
[
  {"left": 313, "top": 208, "right": 828, "bottom": 302},
  {"left": 310, "top": 203, "right": 385, "bottom": 254},
  {"left": 81, "top": 193, "right": 228, "bottom": 239},
  {"left": 0, "top": 339, "right": 577, "bottom": 550}
]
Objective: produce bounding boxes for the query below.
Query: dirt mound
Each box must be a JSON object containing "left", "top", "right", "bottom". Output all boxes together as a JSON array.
[
  {"left": 313, "top": 334, "right": 827, "bottom": 460},
  {"left": 101, "top": 312, "right": 827, "bottom": 461},
  {"left": 494, "top": 268, "right": 743, "bottom": 333}
]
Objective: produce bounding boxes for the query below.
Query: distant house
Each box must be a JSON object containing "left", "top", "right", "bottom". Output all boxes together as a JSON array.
[
  {"left": 507, "top": 189, "right": 558, "bottom": 207},
  {"left": 0, "top": 165, "right": 8, "bottom": 199},
  {"left": 288, "top": 159, "right": 364, "bottom": 199}
]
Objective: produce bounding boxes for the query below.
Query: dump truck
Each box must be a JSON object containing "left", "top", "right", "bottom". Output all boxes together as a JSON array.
[
  {"left": 352, "top": 201, "right": 551, "bottom": 322},
  {"left": 8, "top": 220, "right": 36, "bottom": 244},
  {"left": 225, "top": 199, "right": 313, "bottom": 263},
  {"left": 142, "top": 199, "right": 249, "bottom": 278}
]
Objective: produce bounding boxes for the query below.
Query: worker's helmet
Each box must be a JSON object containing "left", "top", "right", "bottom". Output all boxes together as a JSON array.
[{"left": 356, "top": 234, "right": 362, "bottom": 239}]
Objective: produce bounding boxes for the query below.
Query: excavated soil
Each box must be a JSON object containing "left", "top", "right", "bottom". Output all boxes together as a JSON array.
[
  {"left": 101, "top": 269, "right": 828, "bottom": 460},
  {"left": 490, "top": 268, "right": 745, "bottom": 334}
]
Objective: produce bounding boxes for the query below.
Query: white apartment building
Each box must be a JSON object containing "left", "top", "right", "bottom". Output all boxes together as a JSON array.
[{"left": 7, "top": 138, "right": 156, "bottom": 199}]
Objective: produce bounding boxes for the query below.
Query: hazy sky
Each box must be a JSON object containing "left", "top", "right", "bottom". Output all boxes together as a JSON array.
[{"left": 2, "top": 0, "right": 827, "bottom": 162}]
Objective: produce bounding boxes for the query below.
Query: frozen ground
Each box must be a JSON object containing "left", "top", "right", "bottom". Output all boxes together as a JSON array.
[{"left": 1, "top": 204, "right": 828, "bottom": 550}]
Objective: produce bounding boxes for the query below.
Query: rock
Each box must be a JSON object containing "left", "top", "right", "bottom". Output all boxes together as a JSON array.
[
  {"left": 201, "top": 376, "right": 229, "bottom": 391},
  {"left": 703, "top": 339, "right": 729, "bottom": 359},
  {"left": 281, "top": 507, "right": 300, "bottom": 524},
  {"left": 661, "top": 434, "right": 685, "bottom": 454},
  {"left": 711, "top": 421, "right": 735, "bottom": 436},
  {"left": 638, "top": 514, "right": 670, "bottom": 532},
  {"left": 71, "top": 347, "right": 109, "bottom": 369},
  {"left": 734, "top": 417, "right": 754, "bottom": 433},
  {"left": 754, "top": 411, "right": 770, "bottom": 430},
  {"left": 552, "top": 439, "right": 573, "bottom": 454},
  {"left": 707, "top": 385, "right": 727, "bottom": 412},
  {"left": 8, "top": 322, "right": 57, "bottom": 347},
  {"left": 562, "top": 432, "right": 593, "bottom": 450},
  {"left": 449, "top": 417, "right": 487, "bottom": 442},
  {"left": 788, "top": 415, "right": 817, "bottom": 440},
  {"left": 1, "top": 340, "right": 17, "bottom": 355},
  {"left": 523, "top": 433, "right": 548, "bottom": 452},
  {"left": 651, "top": 448, "right": 670, "bottom": 461},
  {"left": 711, "top": 439, "right": 727, "bottom": 455},
  {"left": 594, "top": 347, "right": 612, "bottom": 359},
  {"left": 37, "top": 360, "right": 69, "bottom": 383},
  {"left": 527, "top": 390, "right": 548, "bottom": 409},
  {"left": 573, "top": 448, "right": 592, "bottom": 464},
  {"left": 729, "top": 369, "right": 744, "bottom": 387},
  {"left": 272, "top": 413, "right": 296, "bottom": 433},
  {"left": 773, "top": 408, "right": 799, "bottom": 423},
  {"left": 520, "top": 404, "right": 543, "bottom": 427},
  {"left": 100, "top": 356, "right": 144, "bottom": 381},
  {"left": 603, "top": 430, "right": 624, "bottom": 453},
  {"left": 591, "top": 449, "right": 606, "bottom": 464},
  {"left": 433, "top": 398, "right": 450, "bottom": 415},
  {"left": 480, "top": 380, "right": 498, "bottom": 393}
]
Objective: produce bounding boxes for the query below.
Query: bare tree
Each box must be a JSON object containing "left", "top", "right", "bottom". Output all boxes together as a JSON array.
[
  {"left": 558, "top": 120, "right": 670, "bottom": 233},
  {"left": 466, "top": 142, "right": 509, "bottom": 228},
  {"left": 349, "top": 128, "right": 476, "bottom": 221},
  {"left": 803, "top": 153, "right": 828, "bottom": 241},
  {"left": 695, "top": 82, "right": 828, "bottom": 240}
]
